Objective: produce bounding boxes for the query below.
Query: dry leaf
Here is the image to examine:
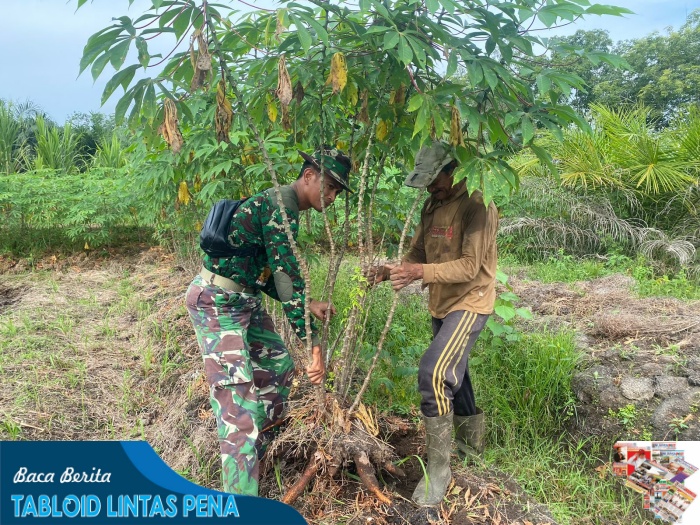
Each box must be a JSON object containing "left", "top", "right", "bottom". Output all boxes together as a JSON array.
[
  {"left": 215, "top": 79, "right": 233, "bottom": 143},
  {"left": 450, "top": 104, "right": 465, "bottom": 147},
  {"left": 281, "top": 105, "right": 291, "bottom": 130},
  {"left": 189, "top": 27, "right": 211, "bottom": 92},
  {"left": 355, "top": 403, "right": 379, "bottom": 436},
  {"left": 275, "top": 9, "right": 285, "bottom": 39},
  {"left": 276, "top": 54, "right": 293, "bottom": 107},
  {"left": 359, "top": 89, "right": 369, "bottom": 123},
  {"left": 241, "top": 145, "right": 257, "bottom": 166},
  {"left": 327, "top": 52, "right": 348, "bottom": 94},
  {"left": 160, "top": 98, "right": 184, "bottom": 154},
  {"left": 376, "top": 120, "right": 388, "bottom": 141},
  {"left": 177, "top": 181, "right": 191, "bottom": 205},
  {"left": 389, "top": 84, "right": 406, "bottom": 106},
  {"left": 466, "top": 488, "right": 478, "bottom": 508}
]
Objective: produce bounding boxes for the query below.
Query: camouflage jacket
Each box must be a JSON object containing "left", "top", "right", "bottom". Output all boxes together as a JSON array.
[{"left": 203, "top": 185, "right": 319, "bottom": 346}]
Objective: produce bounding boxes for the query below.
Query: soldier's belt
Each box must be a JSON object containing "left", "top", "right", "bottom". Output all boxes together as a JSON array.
[{"left": 200, "top": 267, "right": 257, "bottom": 294}]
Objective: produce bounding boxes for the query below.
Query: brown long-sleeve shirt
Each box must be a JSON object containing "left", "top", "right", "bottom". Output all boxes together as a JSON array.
[{"left": 404, "top": 180, "right": 498, "bottom": 318}]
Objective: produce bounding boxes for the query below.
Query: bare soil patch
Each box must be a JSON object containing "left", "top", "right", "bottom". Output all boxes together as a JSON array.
[{"left": 0, "top": 284, "right": 21, "bottom": 315}]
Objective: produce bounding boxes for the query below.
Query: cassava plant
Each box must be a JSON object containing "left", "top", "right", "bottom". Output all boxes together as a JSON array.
[{"left": 77, "top": 0, "right": 632, "bottom": 509}]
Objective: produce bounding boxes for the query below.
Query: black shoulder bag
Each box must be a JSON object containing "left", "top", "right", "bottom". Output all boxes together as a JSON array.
[{"left": 199, "top": 199, "right": 263, "bottom": 258}]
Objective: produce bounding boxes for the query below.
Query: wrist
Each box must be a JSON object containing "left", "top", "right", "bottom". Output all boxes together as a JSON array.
[{"left": 412, "top": 263, "right": 424, "bottom": 280}]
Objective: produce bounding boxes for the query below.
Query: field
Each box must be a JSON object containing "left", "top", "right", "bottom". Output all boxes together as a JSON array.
[{"left": 4, "top": 240, "right": 698, "bottom": 524}]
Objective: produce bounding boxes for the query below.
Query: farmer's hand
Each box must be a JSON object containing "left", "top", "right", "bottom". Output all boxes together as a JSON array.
[
  {"left": 364, "top": 264, "right": 391, "bottom": 286},
  {"left": 309, "top": 300, "right": 337, "bottom": 321},
  {"left": 306, "top": 345, "right": 326, "bottom": 385},
  {"left": 388, "top": 262, "right": 423, "bottom": 292}
]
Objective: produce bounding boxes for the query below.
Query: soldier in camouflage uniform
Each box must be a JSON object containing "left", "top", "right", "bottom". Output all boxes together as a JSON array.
[{"left": 186, "top": 148, "right": 353, "bottom": 496}]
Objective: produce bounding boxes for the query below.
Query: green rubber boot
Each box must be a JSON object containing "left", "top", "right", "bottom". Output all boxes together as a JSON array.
[
  {"left": 412, "top": 412, "right": 453, "bottom": 506},
  {"left": 454, "top": 408, "right": 485, "bottom": 462}
]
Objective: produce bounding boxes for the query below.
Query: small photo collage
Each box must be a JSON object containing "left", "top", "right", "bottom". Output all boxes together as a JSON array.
[{"left": 613, "top": 441, "right": 698, "bottom": 523}]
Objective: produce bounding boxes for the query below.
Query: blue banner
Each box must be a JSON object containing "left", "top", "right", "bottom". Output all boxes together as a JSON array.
[{"left": 0, "top": 441, "right": 306, "bottom": 524}]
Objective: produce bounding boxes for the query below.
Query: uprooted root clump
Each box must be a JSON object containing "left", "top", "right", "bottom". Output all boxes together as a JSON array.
[{"left": 261, "top": 391, "right": 404, "bottom": 506}]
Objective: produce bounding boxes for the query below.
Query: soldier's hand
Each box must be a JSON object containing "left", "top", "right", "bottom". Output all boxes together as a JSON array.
[
  {"left": 389, "top": 262, "right": 423, "bottom": 292},
  {"left": 309, "top": 300, "right": 336, "bottom": 321},
  {"left": 306, "top": 346, "right": 326, "bottom": 385}
]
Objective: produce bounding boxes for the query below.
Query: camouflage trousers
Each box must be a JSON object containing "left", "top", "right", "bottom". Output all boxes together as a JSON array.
[{"left": 185, "top": 274, "right": 295, "bottom": 496}]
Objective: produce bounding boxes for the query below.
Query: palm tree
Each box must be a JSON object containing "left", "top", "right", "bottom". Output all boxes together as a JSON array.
[
  {"left": 509, "top": 104, "right": 700, "bottom": 269},
  {"left": 592, "top": 104, "right": 697, "bottom": 195},
  {"left": 33, "top": 117, "right": 83, "bottom": 174},
  {"left": 0, "top": 99, "right": 56, "bottom": 174}
]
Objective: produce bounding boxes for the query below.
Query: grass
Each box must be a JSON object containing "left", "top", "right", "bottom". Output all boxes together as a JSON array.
[
  {"left": 502, "top": 249, "right": 700, "bottom": 301},
  {"left": 472, "top": 331, "right": 581, "bottom": 440},
  {"left": 0, "top": 266, "right": 163, "bottom": 440},
  {"left": 473, "top": 330, "right": 649, "bottom": 524},
  {"left": 478, "top": 434, "right": 649, "bottom": 525}
]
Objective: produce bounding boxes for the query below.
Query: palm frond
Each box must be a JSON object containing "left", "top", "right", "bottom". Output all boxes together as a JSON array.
[{"left": 640, "top": 236, "right": 696, "bottom": 266}]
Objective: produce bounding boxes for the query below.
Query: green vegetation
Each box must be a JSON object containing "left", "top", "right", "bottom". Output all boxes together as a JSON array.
[
  {"left": 481, "top": 435, "right": 647, "bottom": 525},
  {"left": 473, "top": 331, "right": 580, "bottom": 440},
  {"left": 501, "top": 250, "right": 700, "bottom": 301},
  {"left": 0, "top": 100, "right": 124, "bottom": 174},
  {"left": 306, "top": 262, "right": 656, "bottom": 525},
  {"left": 539, "top": 11, "right": 700, "bottom": 121},
  {"left": 0, "top": 170, "right": 150, "bottom": 255},
  {"left": 505, "top": 104, "right": 700, "bottom": 281}
]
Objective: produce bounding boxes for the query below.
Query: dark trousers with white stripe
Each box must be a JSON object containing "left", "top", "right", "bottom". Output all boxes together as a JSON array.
[{"left": 418, "top": 310, "right": 489, "bottom": 418}]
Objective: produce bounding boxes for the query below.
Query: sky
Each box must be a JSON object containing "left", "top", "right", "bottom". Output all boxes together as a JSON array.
[{"left": 0, "top": 0, "right": 698, "bottom": 123}]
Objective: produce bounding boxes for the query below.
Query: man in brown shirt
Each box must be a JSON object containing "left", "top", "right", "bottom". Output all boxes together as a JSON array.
[{"left": 376, "top": 141, "right": 498, "bottom": 506}]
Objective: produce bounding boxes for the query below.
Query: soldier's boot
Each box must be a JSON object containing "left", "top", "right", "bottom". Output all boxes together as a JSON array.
[
  {"left": 412, "top": 411, "right": 453, "bottom": 506},
  {"left": 454, "top": 408, "right": 485, "bottom": 463}
]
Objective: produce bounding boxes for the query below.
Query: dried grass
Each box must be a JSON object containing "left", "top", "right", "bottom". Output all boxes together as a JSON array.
[{"left": 512, "top": 273, "right": 700, "bottom": 342}]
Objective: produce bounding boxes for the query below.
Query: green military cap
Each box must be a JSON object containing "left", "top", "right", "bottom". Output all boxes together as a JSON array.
[{"left": 299, "top": 147, "right": 353, "bottom": 193}]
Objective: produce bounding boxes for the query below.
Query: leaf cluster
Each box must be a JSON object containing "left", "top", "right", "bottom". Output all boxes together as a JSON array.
[
  {"left": 0, "top": 170, "right": 147, "bottom": 253},
  {"left": 76, "top": 0, "right": 633, "bottom": 209}
]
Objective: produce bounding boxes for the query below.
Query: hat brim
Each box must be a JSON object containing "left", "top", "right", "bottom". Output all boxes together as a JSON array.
[
  {"left": 299, "top": 150, "right": 353, "bottom": 193},
  {"left": 403, "top": 156, "right": 454, "bottom": 188}
]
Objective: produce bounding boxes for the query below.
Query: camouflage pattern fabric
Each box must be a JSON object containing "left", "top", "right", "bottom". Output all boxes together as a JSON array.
[
  {"left": 185, "top": 274, "right": 295, "bottom": 496},
  {"left": 203, "top": 185, "right": 319, "bottom": 346}
]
